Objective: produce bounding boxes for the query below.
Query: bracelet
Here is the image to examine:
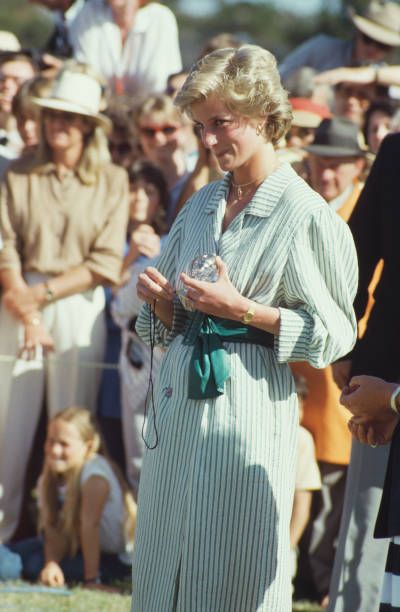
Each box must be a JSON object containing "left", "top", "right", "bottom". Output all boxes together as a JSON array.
[
  {"left": 44, "top": 281, "right": 55, "bottom": 304},
  {"left": 83, "top": 575, "right": 101, "bottom": 585},
  {"left": 390, "top": 385, "right": 400, "bottom": 414}
]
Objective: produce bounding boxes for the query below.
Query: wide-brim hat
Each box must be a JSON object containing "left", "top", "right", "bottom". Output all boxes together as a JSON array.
[
  {"left": 350, "top": 1, "right": 400, "bottom": 47},
  {"left": 290, "top": 98, "right": 332, "bottom": 128},
  {"left": 304, "top": 117, "right": 367, "bottom": 157},
  {"left": 32, "top": 70, "right": 111, "bottom": 133}
]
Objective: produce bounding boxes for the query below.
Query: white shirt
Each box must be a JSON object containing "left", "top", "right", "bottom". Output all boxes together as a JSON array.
[
  {"left": 69, "top": 0, "right": 182, "bottom": 95},
  {"left": 80, "top": 454, "right": 131, "bottom": 558}
]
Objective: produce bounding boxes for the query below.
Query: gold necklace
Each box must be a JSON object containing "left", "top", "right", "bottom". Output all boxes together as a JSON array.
[{"left": 230, "top": 174, "right": 266, "bottom": 200}]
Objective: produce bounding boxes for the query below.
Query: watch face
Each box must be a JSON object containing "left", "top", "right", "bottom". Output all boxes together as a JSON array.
[{"left": 243, "top": 311, "right": 254, "bottom": 324}]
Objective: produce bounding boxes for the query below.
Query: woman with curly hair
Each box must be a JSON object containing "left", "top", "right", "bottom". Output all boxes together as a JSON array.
[{"left": 133, "top": 44, "right": 358, "bottom": 611}]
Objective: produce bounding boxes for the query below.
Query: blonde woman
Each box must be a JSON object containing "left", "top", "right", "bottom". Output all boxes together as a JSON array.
[
  {"left": 9, "top": 407, "right": 136, "bottom": 587},
  {"left": 133, "top": 45, "right": 358, "bottom": 610},
  {"left": 134, "top": 94, "right": 193, "bottom": 227},
  {"left": 0, "top": 62, "right": 129, "bottom": 543}
]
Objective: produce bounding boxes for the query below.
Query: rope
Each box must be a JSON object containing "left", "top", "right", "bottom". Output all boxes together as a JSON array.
[{"left": 0, "top": 353, "right": 120, "bottom": 370}]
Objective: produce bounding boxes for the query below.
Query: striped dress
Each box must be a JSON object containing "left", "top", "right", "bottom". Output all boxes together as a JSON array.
[{"left": 132, "top": 163, "right": 358, "bottom": 612}]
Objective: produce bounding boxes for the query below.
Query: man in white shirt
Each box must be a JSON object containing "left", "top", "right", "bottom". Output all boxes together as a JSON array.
[{"left": 69, "top": 0, "right": 182, "bottom": 96}]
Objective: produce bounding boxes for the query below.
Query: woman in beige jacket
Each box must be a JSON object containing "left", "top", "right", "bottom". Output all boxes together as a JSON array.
[{"left": 0, "top": 63, "right": 129, "bottom": 542}]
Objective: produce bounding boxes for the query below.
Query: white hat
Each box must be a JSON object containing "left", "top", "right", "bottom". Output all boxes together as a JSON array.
[
  {"left": 350, "top": 1, "right": 400, "bottom": 47},
  {"left": 0, "top": 31, "right": 20, "bottom": 52},
  {"left": 32, "top": 69, "right": 111, "bottom": 132}
]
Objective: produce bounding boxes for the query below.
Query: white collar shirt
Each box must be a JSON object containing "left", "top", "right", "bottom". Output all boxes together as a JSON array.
[{"left": 69, "top": 0, "right": 182, "bottom": 95}]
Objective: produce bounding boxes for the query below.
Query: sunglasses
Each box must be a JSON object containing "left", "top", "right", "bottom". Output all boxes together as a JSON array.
[
  {"left": 139, "top": 124, "right": 179, "bottom": 138},
  {"left": 360, "top": 31, "right": 392, "bottom": 52}
]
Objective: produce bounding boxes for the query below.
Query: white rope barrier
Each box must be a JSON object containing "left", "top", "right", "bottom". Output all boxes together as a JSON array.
[{"left": 0, "top": 353, "right": 120, "bottom": 370}]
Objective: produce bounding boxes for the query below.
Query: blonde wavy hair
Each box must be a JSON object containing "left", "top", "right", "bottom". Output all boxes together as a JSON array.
[
  {"left": 133, "top": 93, "right": 184, "bottom": 131},
  {"left": 34, "top": 62, "right": 110, "bottom": 185},
  {"left": 175, "top": 44, "right": 293, "bottom": 145},
  {"left": 40, "top": 407, "right": 136, "bottom": 558}
]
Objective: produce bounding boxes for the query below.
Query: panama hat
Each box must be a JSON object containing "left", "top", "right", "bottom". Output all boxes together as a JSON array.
[
  {"left": 32, "top": 69, "right": 111, "bottom": 132},
  {"left": 350, "top": 1, "right": 400, "bottom": 47},
  {"left": 304, "top": 117, "right": 367, "bottom": 157},
  {"left": 290, "top": 98, "right": 332, "bottom": 128}
]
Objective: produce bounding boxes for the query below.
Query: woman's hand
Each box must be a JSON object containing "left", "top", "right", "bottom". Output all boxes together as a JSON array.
[
  {"left": 131, "top": 225, "right": 161, "bottom": 259},
  {"left": 180, "top": 257, "right": 247, "bottom": 320},
  {"left": 137, "top": 266, "right": 175, "bottom": 329},
  {"left": 18, "top": 316, "right": 55, "bottom": 360},
  {"left": 137, "top": 266, "right": 175, "bottom": 305},
  {"left": 2, "top": 286, "right": 42, "bottom": 321},
  {"left": 40, "top": 561, "right": 65, "bottom": 587}
]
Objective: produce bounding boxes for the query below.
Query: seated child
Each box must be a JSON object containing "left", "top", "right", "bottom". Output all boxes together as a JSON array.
[
  {"left": 291, "top": 377, "right": 321, "bottom": 582},
  {"left": 0, "top": 485, "right": 21, "bottom": 580},
  {"left": 9, "top": 407, "right": 136, "bottom": 587}
]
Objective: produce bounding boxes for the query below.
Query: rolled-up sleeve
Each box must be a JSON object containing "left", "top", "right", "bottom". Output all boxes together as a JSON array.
[
  {"left": 84, "top": 171, "right": 129, "bottom": 285},
  {"left": 275, "top": 207, "right": 358, "bottom": 367},
  {"left": 0, "top": 179, "right": 22, "bottom": 272}
]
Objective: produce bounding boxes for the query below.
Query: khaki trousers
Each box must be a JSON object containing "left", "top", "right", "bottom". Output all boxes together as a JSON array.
[{"left": 0, "top": 276, "right": 106, "bottom": 542}]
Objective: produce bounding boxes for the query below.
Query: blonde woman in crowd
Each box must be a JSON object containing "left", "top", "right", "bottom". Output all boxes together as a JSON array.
[
  {"left": 134, "top": 93, "right": 193, "bottom": 227},
  {"left": 9, "top": 407, "right": 136, "bottom": 587},
  {"left": 132, "top": 44, "right": 357, "bottom": 611},
  {"left": 0, "top": 62, "right": 129, "bottom": 543}
]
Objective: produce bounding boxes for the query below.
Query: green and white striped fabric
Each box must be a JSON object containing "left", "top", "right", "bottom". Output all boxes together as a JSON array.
[{"left": 133, "top": 163, "right": 358, "bottom": 611}]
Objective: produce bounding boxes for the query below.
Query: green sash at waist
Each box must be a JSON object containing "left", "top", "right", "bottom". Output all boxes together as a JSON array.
[{"left": 187, "top": 315, "right": 274, "bottom": 400}]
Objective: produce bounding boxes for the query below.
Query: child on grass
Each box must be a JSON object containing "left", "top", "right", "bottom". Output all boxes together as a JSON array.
[{"left": 9, "top": 407, "right": 136, "bottom": 588}]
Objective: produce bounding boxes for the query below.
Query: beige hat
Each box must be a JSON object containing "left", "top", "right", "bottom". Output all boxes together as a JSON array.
[
  {"left": 350, "top": 1, "right": 400, "bottom": 47},
  {"left": 0, "top": 31, "right": 20, "bottom": 52},
  {"left": 32, "top": 69, "right": 111, "bottom": 132}
]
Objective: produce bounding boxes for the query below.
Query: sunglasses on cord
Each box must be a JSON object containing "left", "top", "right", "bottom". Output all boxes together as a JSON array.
[{"left": 139, "top": 125, "right": 179, "bottom": 138}]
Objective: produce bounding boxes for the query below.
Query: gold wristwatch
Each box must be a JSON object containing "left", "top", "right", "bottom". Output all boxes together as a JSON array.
[{"left": 241, "top": 303, "right": 255, "bottom": 324}]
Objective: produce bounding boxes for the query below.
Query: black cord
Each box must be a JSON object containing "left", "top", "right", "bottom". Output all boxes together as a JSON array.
[{"left": 142, "top": 299, "right": 159, "bottom": 450}]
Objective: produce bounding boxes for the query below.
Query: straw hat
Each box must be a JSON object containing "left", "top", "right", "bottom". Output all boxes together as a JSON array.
[
  {"left": 290, "top": 98, "right": 332, "bottom": 128},
  {"left": 350, "top": 1, "right": 400, "bottom": 47},
  {"left": 304, "top": 117, "right": 367, "bottom": 157},
  {"left": 32, "top": 69, "right": 111, "bottom": 132}
]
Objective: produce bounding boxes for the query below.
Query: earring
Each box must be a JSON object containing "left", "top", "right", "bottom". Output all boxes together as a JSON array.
[{"left": 256, "top": 124, "right": 263, "bottom": 136}]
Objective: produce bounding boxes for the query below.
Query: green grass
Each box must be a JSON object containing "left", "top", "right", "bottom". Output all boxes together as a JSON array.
[
  {"left": 0, "top": 583, "right": 321, "bottom": 611},
  {"left": 293, "top": 602, "right": 323, "bottom": 612},
  {"left": 0, "top": 585, "right": 130, "bottom": 611}
]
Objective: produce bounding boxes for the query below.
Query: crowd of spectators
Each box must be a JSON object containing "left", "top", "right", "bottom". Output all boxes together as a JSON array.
[{"left": 0, "top": 1, "right": 400, "bottom": 609}]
